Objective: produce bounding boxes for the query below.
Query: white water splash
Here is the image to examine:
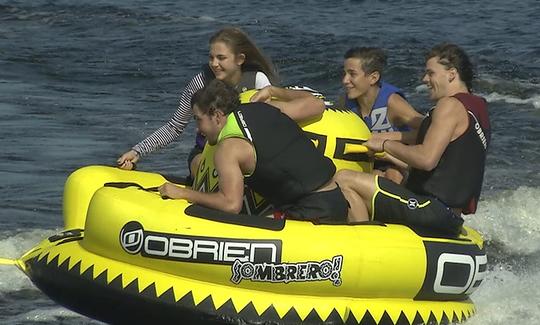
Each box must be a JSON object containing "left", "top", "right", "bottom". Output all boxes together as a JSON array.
[
  {"left": 3, "top": 306, "right": 104, "bottom": 324},
  {"left": 415, "top": 84, "right": 429, "bottom": 93},
  {"left": 482, "top": 92, "right": 540, "bottom": 109},
  {"left": 414, "top": 78, "right": 540, "bottom": 109},
  {"left": 466, "top": 186, "right": 540, "bottom": 324},
  {"left": 466, "top": 186, "right": 540, "bottom": 255},
  {"left": 469, "top": 263, "right": 540, "bottom": 325},
  {"left": 0, "top": 229, "right": 57, "bottom": 292}
]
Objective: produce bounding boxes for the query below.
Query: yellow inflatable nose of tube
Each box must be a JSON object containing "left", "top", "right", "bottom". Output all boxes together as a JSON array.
[
  {"left": 343, "top": 143, "right": 385, "bottom": 158},
  {"left": 343, "top": 143, "right": 369, "bottom": 154},
  {"left": 239, "top": 89, "right": 278, "bottom": 104},
  {"left": 238, "top": 88, "right": 374, "bottom": 173},
  {"left": 239, "top": 89, "right": 258, "bottom": 104}
]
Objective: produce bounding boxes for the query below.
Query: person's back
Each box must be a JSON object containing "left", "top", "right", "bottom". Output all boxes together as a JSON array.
[
  {"left": 220, "top": 102, "right": 336, "bottom": 207},
  {"left": 159, "top": 80, "right": 348, "bottom": 223}
]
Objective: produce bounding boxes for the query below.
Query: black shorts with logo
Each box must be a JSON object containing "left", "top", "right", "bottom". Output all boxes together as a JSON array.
[
  {"left": 372, "top": 176, "right": 464, "bottom": 235},
  {"left": 281, "top": 186, "right": 349, "bottom": 223}
]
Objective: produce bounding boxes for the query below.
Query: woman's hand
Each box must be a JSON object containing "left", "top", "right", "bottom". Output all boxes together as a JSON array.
[
  {"left": 250, "top": 86, "right": 273, "bottom": 103},
  {"left": 117, "top": 150, "right": 140, "bottom": 170}
]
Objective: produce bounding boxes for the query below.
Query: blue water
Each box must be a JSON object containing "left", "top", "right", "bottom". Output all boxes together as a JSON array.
[{"left": 1, "top": 0, "right": 539, "bottom": 324}]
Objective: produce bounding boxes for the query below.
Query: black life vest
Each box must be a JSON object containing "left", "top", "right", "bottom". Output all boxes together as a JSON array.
[
  {"left": 406, "top": 93, "right": 490, "bottom": 214},
  {"left": 223, "top": 102, "right": 336, "bottom": 208},
  {"left": 201, "top": 64, "right": 257, "bottom": 92}
]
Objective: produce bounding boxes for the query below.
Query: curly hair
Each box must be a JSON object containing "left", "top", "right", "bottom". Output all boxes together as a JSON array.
[
  {"left": 426, "top": 43, "right": 475, "bottom": 91},
  {"left": 192, "top": 79, "right": 240, "bottom": 115}
]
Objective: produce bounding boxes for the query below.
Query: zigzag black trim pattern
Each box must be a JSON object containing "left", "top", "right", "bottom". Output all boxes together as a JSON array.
[{"left": 25, "top": 252, "right": 470, "bottom": 325}]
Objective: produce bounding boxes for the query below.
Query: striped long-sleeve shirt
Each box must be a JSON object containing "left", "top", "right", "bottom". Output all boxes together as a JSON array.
[
  {"left": 132, "top": 71, "right": 271, "bottom": 155},
  {"left": 132, "top": 72, "right": 205, "bottom": 155}
]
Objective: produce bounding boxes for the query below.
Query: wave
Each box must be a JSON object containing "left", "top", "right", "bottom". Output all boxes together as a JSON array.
[
  {"left": 477, "top": 74, "right": 540, "bottom": 108},
  {"left": 468, "top": 262, "right": 540, "bottom": 325},
  {"left": 0, "top": 3, "right": 216, "bottom": 25},
  {"left": 0, "top": 229, "right": 57, "bottom": 292},
  {"left": 466, "top": 186, "right": 540, "bottom": 256},
  {"left": 458, "top": 186, "right": 540, "bottom": 324},
  {"left": 414, "top": 84, "right": 540, "bottom": 109},
  {"left": 482, "top": 92, "right": 540, "bottom": 109},
  {"left": 1, "top": 306, "right": 102, "bottom": 325},
  {"left": 479, "top": 74, "right": 540, "bottom": 91}
]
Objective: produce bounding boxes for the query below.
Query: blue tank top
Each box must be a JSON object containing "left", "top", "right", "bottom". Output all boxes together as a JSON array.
[{"left": 345, "top": 82, "right": 410, "bottom": 133}]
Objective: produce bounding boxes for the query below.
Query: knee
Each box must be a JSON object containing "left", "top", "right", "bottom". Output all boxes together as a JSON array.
[
  {"left": 334, "top": 169, "right": 356, "bottom": 188},
  {"left": 383, "top": 167, "right": 404, "bottom": 184},
  {"left": 189, "top": 153, "right": 202, "bottom": 177},
  {"left": 335, "top": 169, "right": 373, "bottom": 186},
  {"left": 336, "top": 170, "right": 377, "bottom": 198}
]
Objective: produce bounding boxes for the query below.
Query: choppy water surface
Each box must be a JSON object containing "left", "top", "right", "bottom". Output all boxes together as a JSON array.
[{"left": 1, "top": 0, "right": 539, "bottom": 324}]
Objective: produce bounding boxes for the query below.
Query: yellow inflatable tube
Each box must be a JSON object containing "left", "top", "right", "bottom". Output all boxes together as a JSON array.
[
  {"left": 17, "top": 167, "right": 486, "bottom": 324},
  {"left": 13, "top": 91, "right": 486, "bottom": 324},
  {"left": 66, "top": 90, "right": 373, "bottom": 228}
]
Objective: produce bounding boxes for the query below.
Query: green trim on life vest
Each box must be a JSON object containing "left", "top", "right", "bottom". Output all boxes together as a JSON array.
[
  {"left": 217, "top": 112, "right": 247, "bottom": 143},
  {"left": 217, "top": 112, "right": 256, "bottom": 177}
]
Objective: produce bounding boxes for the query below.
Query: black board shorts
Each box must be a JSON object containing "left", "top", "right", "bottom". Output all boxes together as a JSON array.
[
  {"left": 281, "top": 186, "right": 349, "bottom": 223},
  {"left": 372, "top": 176, "right": 464, "bottom": 235}
]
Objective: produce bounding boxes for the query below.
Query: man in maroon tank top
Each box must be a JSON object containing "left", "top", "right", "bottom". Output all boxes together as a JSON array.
[{"left": 336, "top": 43, "right": 490, "bottom": 235}]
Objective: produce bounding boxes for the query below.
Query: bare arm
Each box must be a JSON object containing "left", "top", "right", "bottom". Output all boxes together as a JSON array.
[
  {"left": 376, "top": 151, "right": 409, "bottom": 170},
  {"left": 387, "top": 93, "right": 424, "bottom": 130},
  {"left": 132, "top": 73, "right": 205, "bottom": 155},
  {"left": 366, "top": 97, "right": 467, "bottom": 171},
  {"left": 250, "top": 86, "right": 325, "bottom": 123},
  {"left": 370, "top": 130, "right": 418, "bottom": 145},
  {"left": 158, "top": 138, "right": 253, "bottom": 213},
  {"left": 118, "top": 72, "right": 206, "bottom": 170}
]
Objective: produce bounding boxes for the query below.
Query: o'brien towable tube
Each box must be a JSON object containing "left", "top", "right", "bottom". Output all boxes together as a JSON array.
[
  {"left": 13, "top": 90, "right": 486, "bottom": 324},
  {"left": 18, "top": 171, "right": 486, "bottom": 324}
]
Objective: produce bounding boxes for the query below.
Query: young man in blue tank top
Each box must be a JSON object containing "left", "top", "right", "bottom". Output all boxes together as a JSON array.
[
  {"left": 336, "top": 44, "right": 490, "bottom": 235},
  {"left": 342, "top": 47, "right": 424, "bottom": 184}
]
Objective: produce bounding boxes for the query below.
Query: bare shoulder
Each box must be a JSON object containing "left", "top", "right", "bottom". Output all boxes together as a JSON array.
[
  {"left": 218, "top": 137, "right": 252, "bottom": 150},
  {"left": 215, "top": 138, "right": 254, "bottom": 161},
  {"left": 431, "top": 96, "right": 469, "bottom": 139},
  {"left": 215, "top": 137, "right": 256, "bottom": 175},
  {"left": 433, "top": 96, "right": 466, "bottom": 118},
  {"left": 388, "top": 92, "right": 409, "bottom": 107},
  {"left": 436, "top": 96, "right": 463, "bottom": 109},
  {"left": 388, "top": 93, "right": 423, "bottom": 127}
]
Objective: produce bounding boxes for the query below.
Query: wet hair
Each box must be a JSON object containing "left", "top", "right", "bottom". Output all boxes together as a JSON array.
[
  {"left": 210, "top": 27, "right": 279, "bottom": 84},
  {"left": 426, "top": 43, "right": 474, "bottom": 91},
  {"left": 192, "top": 79, "right": 240, "bottom": 116},
  {"left": 344, "top": 47, "right": 387, "bottom": 81}
]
